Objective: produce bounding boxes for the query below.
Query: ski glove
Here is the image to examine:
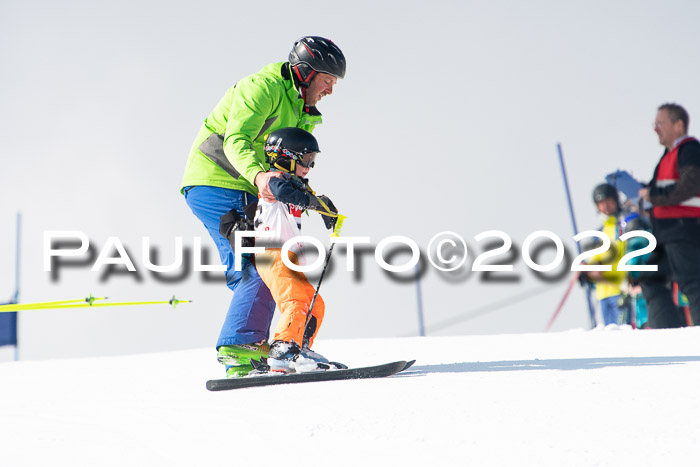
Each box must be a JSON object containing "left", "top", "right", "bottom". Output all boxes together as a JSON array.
[
  {"left": 219, "top": 201, "right": 257, "bottom": 249},
  {"left": 307, "top": 194, "right": 338, "bottom": 230},
  {"left": 577, "top": 271, "right": 591, "bottom": 288}
]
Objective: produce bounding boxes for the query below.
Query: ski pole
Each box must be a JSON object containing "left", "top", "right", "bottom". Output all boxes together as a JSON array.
[
  {"left": 302, "top": 215, "right": 346, "bottom": 334},
  {"left": 0, "top": 294, "right": 107, "bottom": 312},
  {"left": 0, "top": 295, "right": 190, "bottom": 312}
]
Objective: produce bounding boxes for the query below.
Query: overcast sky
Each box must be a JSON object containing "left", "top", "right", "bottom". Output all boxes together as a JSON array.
[{"left": 2, "top": 0, "right": 700, "bottom": 359}]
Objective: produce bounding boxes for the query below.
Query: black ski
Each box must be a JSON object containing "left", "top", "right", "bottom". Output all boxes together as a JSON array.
[
  {"left": 206, "top": 360, "right": 415, "bottom": 391},
  {"left": 401, "top": 360, "right": 416, "bottom": 371}
]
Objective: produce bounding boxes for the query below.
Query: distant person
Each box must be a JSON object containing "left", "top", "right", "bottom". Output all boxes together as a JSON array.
[
  {"left": 620, "top": 212, "right": 652, "bottom": 328},
  {"left": 180, "top": 37, "right": 346, "bottom": 377},
  {"left": 639, "top": 103, "right": 700, "bottom": 326},
  {"left": 581, "top": 183, "right": 627, "bottom": 325}
]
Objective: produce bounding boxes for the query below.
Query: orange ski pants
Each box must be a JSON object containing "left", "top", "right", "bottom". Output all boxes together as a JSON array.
[{"left": 255, "top": 249, "right": 324, "bottom": 347}]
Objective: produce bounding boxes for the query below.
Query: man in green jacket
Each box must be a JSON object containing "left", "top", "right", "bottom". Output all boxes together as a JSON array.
[{"left": 181, "top": 36, "right": 346, "bottom": 377}]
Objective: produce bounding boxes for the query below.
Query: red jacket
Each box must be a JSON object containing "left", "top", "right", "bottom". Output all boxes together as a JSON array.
[{"left": 652, "top": 137, "right": 700, "bottom": 219}]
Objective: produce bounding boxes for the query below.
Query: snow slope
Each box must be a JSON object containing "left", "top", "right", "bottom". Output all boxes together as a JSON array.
[{"left": 2, "top": 327, "right": 700, "bottom": 466}]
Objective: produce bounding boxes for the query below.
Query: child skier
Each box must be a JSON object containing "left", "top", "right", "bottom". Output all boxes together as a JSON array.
[
  {"left": 253, "top": 127, "right": 340, "bottom": 373},
  {"left": 581, "top": 183, "right": 628, "bottom": 325}
]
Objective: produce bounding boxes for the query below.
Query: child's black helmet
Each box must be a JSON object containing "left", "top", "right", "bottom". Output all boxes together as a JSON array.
[
  {"left": 264, "top": 127, "right": 320, "bottom": 173},
  {"left": 592, "top": 183, "right": 619, "bottom": 205}
]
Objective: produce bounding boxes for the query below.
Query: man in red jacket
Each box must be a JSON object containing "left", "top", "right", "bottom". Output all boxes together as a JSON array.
[{"left": 640, "top": 103, "right": 700, "bottom": 326}]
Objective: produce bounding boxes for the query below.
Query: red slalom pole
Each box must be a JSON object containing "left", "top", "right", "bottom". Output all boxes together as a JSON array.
[{"left": 545, "top": 271, "right": 581, "bottom": 332}]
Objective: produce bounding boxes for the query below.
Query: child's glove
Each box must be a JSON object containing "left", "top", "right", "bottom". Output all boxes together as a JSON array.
[
  {"left": 308, "top": 194, "right": 338, "bottom": 230},
  {"left": 577, "top": 271, "right": 591, "bottom": 288}
]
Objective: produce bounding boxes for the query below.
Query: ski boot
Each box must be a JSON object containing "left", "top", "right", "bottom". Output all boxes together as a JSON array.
[
  {"left": 217, "top": 341, "right": 270, "bottom": 378},
  {"left": 267, "top": 340, "right": 346, "bottom": 373}
]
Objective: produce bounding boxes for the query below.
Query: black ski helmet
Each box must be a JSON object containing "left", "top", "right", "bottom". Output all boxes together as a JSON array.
[
  {"left": 592, "top": 183, "right": 620, "bottom": 205},
  {"left": 264, "top": 127, "right": 320, "bottom": 174},
  {"left": 289, "top": 36, "right": 346, "bottom": 86}
]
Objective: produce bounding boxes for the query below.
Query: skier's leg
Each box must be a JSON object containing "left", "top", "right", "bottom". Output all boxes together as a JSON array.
[
  {"left": 302, "top": 295, "right": 325, "bottom": 348},
  {"left": 638, "top": 246, "right": 683, "bottom": 329},
  {"left": 640, "top": 280, "right": 683, "bottom": 328},
  {"left": 184, "top": 186, "right": 275, "bottom": 346},
  {"left": 256, "top": 249, "right": 324, "bottom": 346},
  {"left": 217, "top": 256, "right": 276, "bottom": 346},
  {"left": 600, "top": 296, "right": 621, "bottom": 325},
  {"left": 664, "top": 241, "right": 700, "bottom": 326}
]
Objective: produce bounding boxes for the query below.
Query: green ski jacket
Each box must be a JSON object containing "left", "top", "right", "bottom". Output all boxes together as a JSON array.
[{"left": 181, "top": 62, "right": 322, "bottom": 196}]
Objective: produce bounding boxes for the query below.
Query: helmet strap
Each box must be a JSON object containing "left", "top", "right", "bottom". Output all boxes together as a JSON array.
[
  {"left": 266, "top": 148, "right": 296, "bottom": 174},
  {"left": 292, "top": 65, "right": 311, "bottom": 88},
  {"left": 271, "top": 156, "right": 295, "bottom": 174}
]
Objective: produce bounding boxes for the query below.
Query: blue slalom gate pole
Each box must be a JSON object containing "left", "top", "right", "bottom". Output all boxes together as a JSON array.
[
  {"left": 14, "top": 212, "right": 21, "bottom": 361},
  {"left": 415, "top": 264, "right": 425, "bottom": 336},
  {"left": 14, "top": 213, "right": 21, "bottom": 302},
  {"left": 1, "top": 213, "right": 21, "bottom": 360},
  {"left": 557, "top": 143, "right": 597, "bottom": 328}
]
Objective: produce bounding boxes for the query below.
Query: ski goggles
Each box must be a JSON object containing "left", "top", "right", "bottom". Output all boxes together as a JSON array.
[
  {"left": 264, "top": 145, "right": 318, "bottom": 169},
  {"left": 278, "top": 147, "right": 317, "bottom": 168},
  {"left": 297, "top": 152, "right": 317, "bottom": 168}
]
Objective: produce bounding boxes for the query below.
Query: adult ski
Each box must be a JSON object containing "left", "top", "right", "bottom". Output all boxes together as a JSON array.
[{"left": 206, "top": 360, "right": 415, "bottom": 391}]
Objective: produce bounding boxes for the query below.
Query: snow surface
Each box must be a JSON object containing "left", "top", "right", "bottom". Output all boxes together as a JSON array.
[{"left": 2, "top": 327, "right": 700, "bottom": 466}]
